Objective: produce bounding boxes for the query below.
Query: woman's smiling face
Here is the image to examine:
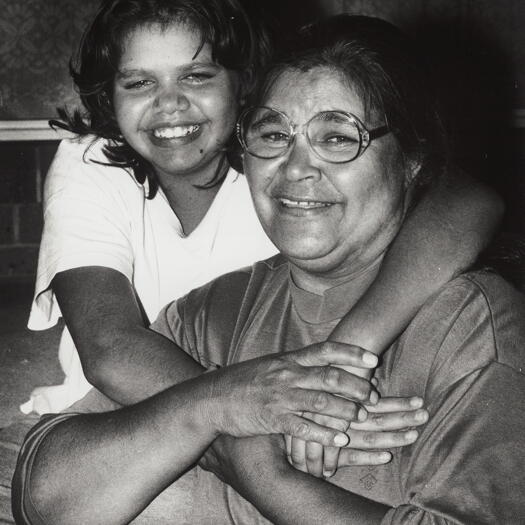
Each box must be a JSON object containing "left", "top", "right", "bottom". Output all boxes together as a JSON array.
[
  {"left": 245, "top": 66, "right": 415, "bottom": 282},
  {"left": 113, "top": 22, "right": 241, "bottom": 184}
]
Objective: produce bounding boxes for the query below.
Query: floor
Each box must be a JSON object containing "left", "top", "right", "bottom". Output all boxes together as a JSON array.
[
  {"left": 0, "top": 278, "right": 62, "bottom": 523},
  {"left": 0, "top": 277, "right": 62, "bottom": 429}
]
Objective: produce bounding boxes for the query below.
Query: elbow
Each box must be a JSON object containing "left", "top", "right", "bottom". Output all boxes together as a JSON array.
[
  {"left": 477, "top": 184, "right": 505, "bottom": 236},
  {"left": 452, "top": 181, "right": 505, "bottom": 256},
  {"left": 76, "top": 330, "right": 124, "bottom": 395},
  {"left": 439, "top": 168, "right": 505, "bottom": 245}
]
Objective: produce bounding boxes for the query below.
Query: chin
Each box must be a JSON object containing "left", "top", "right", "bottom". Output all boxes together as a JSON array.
[{"left": 278, "top": 242, "right": 334, "bottom": 264}]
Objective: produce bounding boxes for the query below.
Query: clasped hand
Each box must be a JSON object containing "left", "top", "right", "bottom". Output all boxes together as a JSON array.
[
  {"left": 200, "top": 341, "right": 428, "bottom": 484},
  {"left": 285, "top": 395, "right": 428, "bottom": 478},
  {"left": 206, "top": 340, "right": 378, "bottom": 446}
]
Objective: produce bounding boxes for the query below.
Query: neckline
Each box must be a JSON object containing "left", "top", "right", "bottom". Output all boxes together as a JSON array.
[
  {"left": 156, "top": 168, "right": 241, "bottom": 241},
  {"left": 289, "top": 261, "right": 381, "bottom": 323}
]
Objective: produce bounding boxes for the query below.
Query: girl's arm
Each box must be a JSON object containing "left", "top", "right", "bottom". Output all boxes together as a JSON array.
[
  {"left": 288, "top": 169, "right": 502, "bottom": 475},
  {"left": 53, "top": 266, "right": 205, "bottom": 404},
  {"left": 332, "top": 169, "right": 503, "bottom": 352}
]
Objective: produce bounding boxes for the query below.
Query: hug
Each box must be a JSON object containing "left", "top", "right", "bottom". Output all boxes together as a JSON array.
[{"left": 11, "top": 0, "right": 524, "bottom": 523}]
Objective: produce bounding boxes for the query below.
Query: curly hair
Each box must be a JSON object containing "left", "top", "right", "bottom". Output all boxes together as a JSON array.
[{"left": 54, "top": 0, "right": 271, "bottom": 197}]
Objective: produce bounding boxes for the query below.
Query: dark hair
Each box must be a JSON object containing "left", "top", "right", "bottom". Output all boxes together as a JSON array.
[
  {"left": 251, "top": 15, "right": 449, "bottom": 192},
  {"left": 54, "top": 0, "right": 271, "bottom": 198}
]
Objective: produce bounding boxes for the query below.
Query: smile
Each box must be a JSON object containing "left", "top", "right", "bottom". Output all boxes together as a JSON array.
[
  {"left": 152, "top": 124, "right": 200, "bottom": 139},
  {"left": 278, "top": 198, "right": 333, "bottom": 209}
]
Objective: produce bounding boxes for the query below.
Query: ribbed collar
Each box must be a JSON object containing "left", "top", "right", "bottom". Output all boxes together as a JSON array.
[{"left": 289, "top": 263, "right": 380, "bottom": 324}]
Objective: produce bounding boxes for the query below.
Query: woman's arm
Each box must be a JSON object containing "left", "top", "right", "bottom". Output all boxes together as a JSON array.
[
  {"left": 52, "top": 266, "right": 205, "bottom": 404},
  {"left": 21, "top": 343, "right": 376, "bottom": 524},
  {"left": 205, "top": 435, "right": 390, "bottom": 525}
]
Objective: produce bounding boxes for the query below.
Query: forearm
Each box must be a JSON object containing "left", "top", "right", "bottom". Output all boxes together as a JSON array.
[
  {"left": 330, "top": 169, "right": 502, "bottom": 354},
  {"left": 221, "top": 436, "right": 389, "bottom": 525},
  {"left": 24, "top": 342, "right": 379, "bottom": 523},
  {"left": 27, "top": 375, "right": 218, "bottom": 524}
]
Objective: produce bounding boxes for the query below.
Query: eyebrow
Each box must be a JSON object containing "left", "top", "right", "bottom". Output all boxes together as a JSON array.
[
  {"left": 250, "top": 112, "right": 286, "bottom": 130},
  {"left": 315, "top": 111, "right": 353, "bottom": 124},
  {"left": 115, "top": 61, "right": 221, "bottom": 80},
  {"left": 115, "top": 69, "right": 147, "bottom": 80}
]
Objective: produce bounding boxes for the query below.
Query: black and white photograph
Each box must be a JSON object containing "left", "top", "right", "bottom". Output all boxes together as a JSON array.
[{"left": 1, "top": 1, "right": 524, "bottom": 523}]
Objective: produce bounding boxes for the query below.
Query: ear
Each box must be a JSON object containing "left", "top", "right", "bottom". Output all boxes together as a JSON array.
[{"left": 404, "top": 157, "right": 422, "bottom": 188}]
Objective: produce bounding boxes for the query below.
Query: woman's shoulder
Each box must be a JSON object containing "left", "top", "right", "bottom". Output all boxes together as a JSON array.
[
  {"left": 435, "top": 270, "right": 525, "bottom": 328},
  {"left": 405, "top": 270, "right": 525, "bottom": 374},
  {"left": 386, "top": 271, "right": 525, "bottom": 403},
  {"left": 154, "top": 255, "right": 288, "bottom": 356}
]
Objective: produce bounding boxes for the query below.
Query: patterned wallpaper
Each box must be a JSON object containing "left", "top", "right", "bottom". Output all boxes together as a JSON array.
[
  {"left": 0, "top": 0, "right": 99, "bottom": 119},
  {"left": 0, "top": 0, "right": 523, "bottom": 118}
]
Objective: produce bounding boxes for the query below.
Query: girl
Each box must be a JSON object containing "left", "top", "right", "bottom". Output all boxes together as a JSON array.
[{"left": 25, "top": 0, "right": 498, "bottom": 454}]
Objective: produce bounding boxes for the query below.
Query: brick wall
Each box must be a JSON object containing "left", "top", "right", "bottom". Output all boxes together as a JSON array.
[{"left": 0, "top": 141, "right": 59, "bottom": 277}]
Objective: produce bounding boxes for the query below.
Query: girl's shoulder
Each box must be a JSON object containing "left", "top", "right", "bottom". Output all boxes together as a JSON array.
[
  {"left": 54, "top": 135, "right": 109, "bottom": 165},
  {"left": 45, "top": 136, "right": 142, "bottom": 198}
]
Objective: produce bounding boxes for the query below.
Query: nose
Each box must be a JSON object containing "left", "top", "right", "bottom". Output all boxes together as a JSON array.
[
  {"left": 282, "top": 134, "right": 321, "bottom": 182},
  {"left": 154, "top": 84, "right": 190, "bottom": 113}
]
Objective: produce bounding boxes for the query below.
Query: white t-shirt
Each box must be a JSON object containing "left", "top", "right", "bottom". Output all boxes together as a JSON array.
[{"left": 22, "top": 136, "right": 277, "bottom": 414}]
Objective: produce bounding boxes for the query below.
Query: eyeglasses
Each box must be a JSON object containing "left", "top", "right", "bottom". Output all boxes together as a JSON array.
[{"left": 237, "top": 106, "right": 390, "bottom": 164}]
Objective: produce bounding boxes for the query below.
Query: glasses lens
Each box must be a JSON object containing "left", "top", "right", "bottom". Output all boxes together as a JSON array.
[
  {"left": 308, "top": 112, "right": 362, "bottom": 162},
  {"left": 240, "top": 108, "right": 291, "bottom": 159}
]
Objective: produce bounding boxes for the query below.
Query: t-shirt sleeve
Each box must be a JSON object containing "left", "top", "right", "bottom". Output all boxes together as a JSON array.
[
  {"left": 150, "top": 269, "right": 254, "bottom": 370},
  {"left": 380, "top": 274, "right": 525, "bottom": 524},
  {"left": 28, "top": 138, "right": 135, "bottom": 329},
  {"left": 150, "top": 297, "right": 222, "bottom": 371},
  {"left": 382, "top": 363, "right": 525, "bottom": 524},
  {"left": 12, "top": 413, "right": 81, "bottom": 525}
]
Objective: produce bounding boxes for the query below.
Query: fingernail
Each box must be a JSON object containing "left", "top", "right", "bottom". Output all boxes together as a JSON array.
[
  {"left": 323, "top": 469, "right": 334, "bottom": 478},
  {"left": 410, "top": 397, "right": 424, "bottom": 408},
  {"left": 369, "top": 391, "right": 379, "bottom": 405},
  {"left": 358, "top": 407, "right": 368, "bottom": 421},
  {"left": 405, "top": 430, "right": 418, "bottom": 442},
  {"left": 363, "top": 353, "right": 378, "bottom": 367},
  {"left": 334, "top": 433, "right": 349, "bottom": 446},
  {"left": 379, "top": 452, "right": 391, "bottom": 463},
  {"left": 415, "top": 410, "right": 428, "bottom": 422}
]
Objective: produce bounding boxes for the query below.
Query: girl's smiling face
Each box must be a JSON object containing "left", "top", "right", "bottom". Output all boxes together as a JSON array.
[{"left": 113, "top": 22, "right": 241, "bottom": 185}]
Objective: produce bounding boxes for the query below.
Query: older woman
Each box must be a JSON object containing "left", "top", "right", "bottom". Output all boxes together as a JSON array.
[{"left": 13, "top": 15, "right": 525, "bottom": 524}]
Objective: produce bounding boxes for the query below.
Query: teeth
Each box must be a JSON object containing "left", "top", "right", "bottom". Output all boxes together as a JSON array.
[
  {"left": 279, "top": 198, "right": 331, "bottom": 209},
  {"left": 153, "top": 125, "right": 200, "bottom": 139}
]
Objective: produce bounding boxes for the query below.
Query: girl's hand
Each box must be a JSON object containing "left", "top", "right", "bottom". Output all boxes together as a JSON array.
[
  {"left": 207, "top": 341, "right": 379, "bottom": 447},
  {"left": 285, "top": 396, "right": 428, "bottom": 478}
]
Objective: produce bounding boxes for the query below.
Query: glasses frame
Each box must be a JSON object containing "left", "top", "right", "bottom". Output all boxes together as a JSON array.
[{"left": 237, "top": 106, "right": 390, "bottom": 164}]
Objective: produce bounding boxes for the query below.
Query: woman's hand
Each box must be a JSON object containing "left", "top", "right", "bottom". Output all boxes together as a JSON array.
[
  {"left": 285, "top": 395, "right": 428, "bottom": 478},
  {"left": 206, "top": 341, "right": 379, "bottom": 447}
]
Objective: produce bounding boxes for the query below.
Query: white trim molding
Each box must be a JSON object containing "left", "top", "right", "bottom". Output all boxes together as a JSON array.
[{"left": 0, "top": 120, "right": 73, "bottom": 141}]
